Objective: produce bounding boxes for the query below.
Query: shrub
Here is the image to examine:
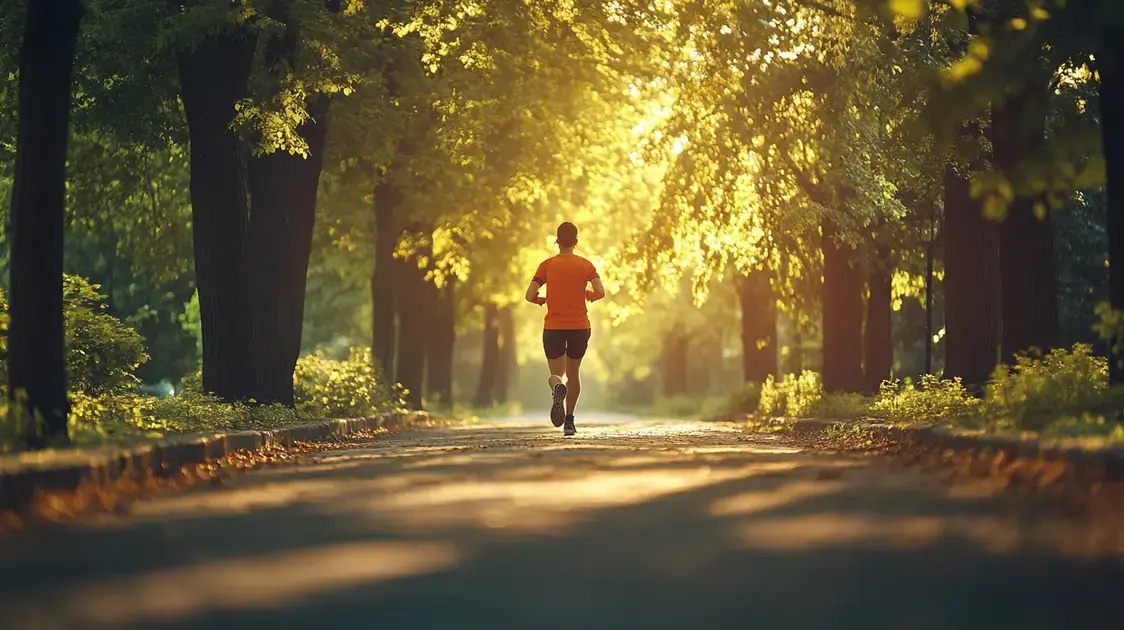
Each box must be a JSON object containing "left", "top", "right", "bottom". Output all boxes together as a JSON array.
[
  {"left": 757, "top": 371, "right": 824, "bottom": 418},
  {"left": 294, "top": 347, "right": 406, "bottom": 419},
  {"left": 872, "top": 374, "right": 985, "bottom": 427},
  {"left": 67, "top": 388, "right": 300, "bottom": 444},
  {"left": 985, "top": 344, "right": 1112, "bottom": 431},
  {"left": 811, "top": 393, "right": 872, "bottom": 419},
  {"left": 0, "top": 275, "right": 148, "bottom": 395}
]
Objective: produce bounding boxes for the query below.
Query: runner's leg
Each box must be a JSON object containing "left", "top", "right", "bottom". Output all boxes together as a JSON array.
[
  {"left": 543, "top": 330, "right": 567, "bottom": 389},
  {"left": 564, "top": 330, "right": 591, "bottom": 416},
  {"left": 564, "top": 357, "right": 582, "bottom": 416},
  {"left": 547, "top": 356, "right": 566, "bottom": 389}
]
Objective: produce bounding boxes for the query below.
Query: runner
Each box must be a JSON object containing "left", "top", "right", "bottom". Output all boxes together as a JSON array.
[{"left": 525, "top": 222, "right": 606, "bottom": 436}]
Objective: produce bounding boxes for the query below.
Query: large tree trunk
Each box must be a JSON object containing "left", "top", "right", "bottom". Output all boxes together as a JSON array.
[
  {"left": 496, "top": 305, "right": 517, "bottom": 403},
  {"left": 243, "top": 6, "right": 332, "bottom": 405},
  {"left": 864, "top": 247, "right": 893, "bottom": 394},
  {"left": 992, "top": 89, "right": 1058, "bottom": 362},
  {"left": 943, "top": 162, "right": 1002, "bottom": 390},
  {"left": 178, "top": 30, "right": 257, "bottom": 400},
  {"left": 7, "top": 0, "right": 84, "bottom": 447},
  {"left": 661, "top": 321, "right": 689, "bottom": 396},
  {"left": 370, "top": 179, "right": 400, "bottom": 378},
  {"left": 821, "top": 220, "right": 864, "bottom": 393},
  {"left": 397, "top": 243, "right": 432, "bottom": 410},
  {"left": 738, "top": 270, "right": 777, "bottom": 383},
  {"left": 246, "top": 94, "right": 329, "bottom": 405},
  {"left": 1101, "top": 41, "right": 1124, "bottom": 385},
  {"left": 475, "top": 304, "right": 501, "bottom": 407},
  {"left": 426, "top": 279, "right": 456, "bottom": 407}
]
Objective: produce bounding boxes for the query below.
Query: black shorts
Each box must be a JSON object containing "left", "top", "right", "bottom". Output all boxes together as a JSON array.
[{"left": 543, "top": 329, "right": 592, "bottom": 360}]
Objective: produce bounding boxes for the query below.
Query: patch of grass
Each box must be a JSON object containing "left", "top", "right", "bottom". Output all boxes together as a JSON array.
[{"left": 4, "top": 348, "right": 409, "bottom": 450}]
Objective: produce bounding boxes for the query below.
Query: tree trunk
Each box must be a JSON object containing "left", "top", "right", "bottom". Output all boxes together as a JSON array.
[
  {"left": 496, "top": 305, "right": 517, "bottom": 403},
  {"left": 738, "top": 270, "right": 777, "bottom": 383},
  {"left": 7, "top": 0, "right": 85, "bottom": 447},
  {"left": 943, "top": 163, "right": 1002, "bottom": 390},
  {"left": 245, "top": 93, "right": 329, "bottom": 405},
  {"left": 1101, "top": 41, "right": 1124, "bottom": 385},
  {"left": 178, "top": 30, "right": 257, "bottom": 400},
  {"left": 864, "top": 247, "right": 893, "bottom": 394},
  {"left": 475, "top": 304, "right": 501, "bottom": 407},
  {"left": 992, "top": 89, "right": 1058, "bottom": 362},
  {"left": 426, "top": 279, "right": 456, "bottom": 407},
  {"left": 396, "top": 245, "right": 432, "bottom": 410},
  {"left": 243, "top": 7, "right": 332, "bottom": 406},
  {"left": 821, "top": 220, "right": 864, "bottom": 393},
  {"left": 661, "top": 321, "right": 689, "bottom": 396},
  {"left": 370, "top": 179, "right": 400, "bottom": 379}
]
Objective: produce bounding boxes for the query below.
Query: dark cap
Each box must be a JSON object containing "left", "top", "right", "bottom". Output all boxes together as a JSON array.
[{"left": 556, "top": 222, "right": 578, "bottom": 247}]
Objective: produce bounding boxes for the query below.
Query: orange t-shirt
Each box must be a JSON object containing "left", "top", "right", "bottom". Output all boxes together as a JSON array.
[{"left": 533, "top": 254, "right": 599, "bottom": 330}]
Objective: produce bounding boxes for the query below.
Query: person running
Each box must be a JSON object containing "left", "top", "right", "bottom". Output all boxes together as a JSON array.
[{"left": 525, "top": 222, "right": 606, "bottom": 436}]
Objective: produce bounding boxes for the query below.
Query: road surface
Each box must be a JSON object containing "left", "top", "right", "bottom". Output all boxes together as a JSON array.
[{"left": 1, "top": 415, "right": 1122, "bottom": 629}]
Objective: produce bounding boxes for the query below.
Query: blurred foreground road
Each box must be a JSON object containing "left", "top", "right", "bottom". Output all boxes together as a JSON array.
[{"left": 1, "top": 415, "right": 1122, "bottom": 629}]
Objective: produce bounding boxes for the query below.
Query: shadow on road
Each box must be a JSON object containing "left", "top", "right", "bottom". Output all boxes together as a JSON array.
[{"left": 1, "top": 418, "right": 1121, "bottom": 629}]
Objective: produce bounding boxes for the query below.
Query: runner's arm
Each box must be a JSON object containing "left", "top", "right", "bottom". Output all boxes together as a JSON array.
[
  {"left": 586, "top": 276, "right": 606, "bottom": 302},
  {"left": 525, "top": 279, "right": 545, "bottom": 305}
]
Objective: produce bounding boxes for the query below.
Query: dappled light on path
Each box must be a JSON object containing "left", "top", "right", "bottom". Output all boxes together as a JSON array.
[
  {"left": 53, "top": 542, "right": 459, "bottom": 627},
  {"left": 0, "top": 417, "right": 1122, "bottom": 629}
]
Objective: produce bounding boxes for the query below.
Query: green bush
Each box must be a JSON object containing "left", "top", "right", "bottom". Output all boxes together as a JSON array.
[
  {"left": 872, "top": 374, "right": 985, "bottom": 427},
  {"left": 984, "top": 344, "right": 1113, "bottom": 432},
  {"left": 0, "top": 275, "right": 149, "bottom": 395},
  {"left": 757, "top": 371, "right": 824, "bottom": 417},
  {"left": 294, "top": 347, "right": 406, "bottom": 419},
  {"left": 732, "top": 345, "right": 1124, "bottom": 439},
  {"left": 812, "top": 393, "right": 872, "bottom": 419}
]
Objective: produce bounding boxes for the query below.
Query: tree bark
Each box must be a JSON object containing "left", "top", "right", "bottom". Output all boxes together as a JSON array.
[
  {"left": 943, "top": 162, "right": 1002, "bottom": 390},
  {"left": 426, "top": 279, "right": 456, "bottom": 407},
  {"left": 396, "top": 243, "right": 432, "bottom": 410},
  {"left": 821, "top": 220, "right": 864, "bottom": 393},
  {"left": 246, "top": 94, "right": 329, "bottom": 405},
  {"left": 738, "top": 270, "right": 777, "bottom": 383},
  {"left": 992, "top": 89, "right": 1058, "bottom": 362},
  {"left": 496, "top": 305, "right": 517, "bottom": 403},
  {"left": 475, "top": 304, "right": 501, "bottom": 407},
  {"left": 864, "top": 247, "right": 893, "bottom": 394},
  {"left": 7, "top": 0, "right": 85, "bottom": 447},
  {"left": 178, "top": 30, "right": 257, "bottom": 400},
  {"left": 1101, "top": 41, "right": 1124, "bottom": 385},
  {"left": 370, "top": 179, "right": 400, "bottom": 379},
  {"left": 242, "top": 5, "right": 333, "bottom": 405},
  {"left": 661, "top": 321, "right": 689, "bottom": 396}
]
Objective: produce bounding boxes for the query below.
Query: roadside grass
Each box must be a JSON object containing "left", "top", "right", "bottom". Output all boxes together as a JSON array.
[{"left": 724, "top": 345, "right": 1124, "bottom": 442}]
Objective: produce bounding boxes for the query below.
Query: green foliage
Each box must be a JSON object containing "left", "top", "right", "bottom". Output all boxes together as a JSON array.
[
  {"left": 872, "top": 374, "right": 985, "bottom": 427},
  {"left": 740, "top": 345, "right": 1124, "bottom": 439},
  {"left": 67, "top": 387, "right": 299, "bottom": 445},
  {"left": 294, "top": 347, "right": 407, "bottom": 420},
  {"left": 61, "top": 276, "right": 149, "bottom": 394},
  {"left": 757, "top": 372, "right": 824, "bottom": 418},
  {"left": 63, "top": 348, "right": 406, "bottom": 447},
  {"left": 0, "top": 275, "right": 148, "bottom": 395},
  {"left": 984, "top": 344, "right": 1112, "bottom": 432}
]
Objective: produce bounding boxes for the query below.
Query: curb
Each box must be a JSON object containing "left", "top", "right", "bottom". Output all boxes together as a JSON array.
[
  {"left": 713, "top": 413, "right": 1124, "bottom": 482},
  {"left": 0, "top": 412, "right": 426, "bottom": 512}
]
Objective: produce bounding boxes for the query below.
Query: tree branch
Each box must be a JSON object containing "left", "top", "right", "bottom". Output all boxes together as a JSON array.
[{"left": 777, "top": 148, "right": 830, "bottom": 206}]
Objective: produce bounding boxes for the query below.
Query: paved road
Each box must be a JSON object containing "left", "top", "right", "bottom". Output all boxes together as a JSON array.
[{"left": 2, "top": 416, "right": 1123, "bottom": 629}]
